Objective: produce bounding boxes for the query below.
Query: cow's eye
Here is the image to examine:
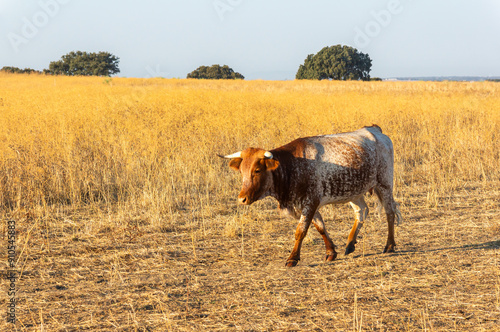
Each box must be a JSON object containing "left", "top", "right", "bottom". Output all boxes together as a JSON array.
[{"left": 254, "top": 169, "right": 261, "bottom": 174}]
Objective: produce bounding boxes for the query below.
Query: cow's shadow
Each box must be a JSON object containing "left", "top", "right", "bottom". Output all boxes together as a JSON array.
[
  {"left": 394, "top": 239, "right": 500, "bottom": 254},
  {"left": 306, "top": 240, "right": 500, "bottom": 267}
]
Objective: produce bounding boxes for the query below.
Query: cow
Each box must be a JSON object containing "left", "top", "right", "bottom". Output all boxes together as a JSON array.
[{"left": 220, "top": 125, "right": 401, "bottom": 267}]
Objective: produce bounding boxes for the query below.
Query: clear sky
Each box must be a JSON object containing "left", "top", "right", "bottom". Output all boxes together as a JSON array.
[{"left": 1, "top": 0, "right": 499, "bottom": 80}]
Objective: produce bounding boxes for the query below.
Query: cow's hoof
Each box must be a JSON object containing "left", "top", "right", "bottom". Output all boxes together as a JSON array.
[
  {"left": 325, "top": 252, "right": 337, "bottom": 262},
  {"left": 383, "top": 245, "right": 395, "bottom": 253},
  {"left": 285, "top": 260, "right": 299, "bottom": 267},
  {"left": 345, "top": 242, "right": 356, "bottom": 255}
]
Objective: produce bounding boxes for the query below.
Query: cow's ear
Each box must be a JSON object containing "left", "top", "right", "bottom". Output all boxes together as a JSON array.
[
  {"left": 229, "top": 158, "right": 242, "bottom": 171},
  {"left": 265, "top": 158, "right": 280, "bottom": 171}
]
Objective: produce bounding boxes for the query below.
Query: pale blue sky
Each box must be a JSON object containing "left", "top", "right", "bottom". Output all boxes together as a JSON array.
[{"left": 1, "top": 0, "right": 499, "bottom": 79}]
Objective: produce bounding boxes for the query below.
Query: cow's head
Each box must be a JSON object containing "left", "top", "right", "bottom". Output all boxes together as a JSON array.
[{"left": 222, "top": 148, "right": 280, "bottom": 205}]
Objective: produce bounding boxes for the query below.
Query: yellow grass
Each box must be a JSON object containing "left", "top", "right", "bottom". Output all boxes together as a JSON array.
[
  {"left": 1, "top": 73, "right": 499, "bottom": 330},
  {"left": 1, "top": 74, "right": 498, "bottom": 216}
]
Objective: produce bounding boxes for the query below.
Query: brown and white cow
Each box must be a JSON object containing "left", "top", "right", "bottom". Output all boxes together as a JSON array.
[{"left": 221, "top": 125, "right": 401, "bottom": 267}]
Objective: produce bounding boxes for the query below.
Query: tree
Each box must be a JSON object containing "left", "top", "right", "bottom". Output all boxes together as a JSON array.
[
  {"left": 187, "top": 64, "right": 244, "bottom": 80},
  {"left": 296, "top": 45, "right": 372, "bottom": 81},
  {"left": 47, "top": 51, "right": 120, "bottom": 76},
  {"left": 1, "top": 66, "right": 41, "bottom": 74}
]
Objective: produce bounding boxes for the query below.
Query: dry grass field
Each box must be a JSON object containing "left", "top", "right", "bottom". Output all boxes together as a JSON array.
[{"left": 1, "top": 73, "right": 499, "bottom": 331}]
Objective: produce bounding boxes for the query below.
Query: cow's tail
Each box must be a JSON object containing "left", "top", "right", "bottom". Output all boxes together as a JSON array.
[
  {"left": 394, "top": 202, "right": 402, "bottom": 225},
  {"left": 371, "top": 191, "right": 402, "bottom": 225}
]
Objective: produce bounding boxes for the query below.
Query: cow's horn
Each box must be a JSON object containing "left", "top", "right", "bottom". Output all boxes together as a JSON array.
[
  {"left": 264, "top": 151, "right": 273, "bottom": 159},
  {"left": 222, "top": 151, "right": 242, "bottom": 159}
]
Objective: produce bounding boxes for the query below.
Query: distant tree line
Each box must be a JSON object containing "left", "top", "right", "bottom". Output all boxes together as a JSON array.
[
  {"left": 1, "top": 51, "right": 120, "bottom": 77},
  {"left": 3, "top": 45, "right": 379, "bottom": 81},
  {"left": 1, "top": 66, "right": 42, "bottom": 74}
]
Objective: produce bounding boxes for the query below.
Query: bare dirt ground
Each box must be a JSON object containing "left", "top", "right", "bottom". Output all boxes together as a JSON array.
[{"left": 2, "top": 182, "right": 500, "bottom": 331}]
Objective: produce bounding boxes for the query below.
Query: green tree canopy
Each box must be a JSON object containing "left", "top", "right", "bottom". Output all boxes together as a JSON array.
[
  {"left": 47, "top": 51, "right": 120, "bottom": 76},
  {"left": 1, "top": 66, "right": 41, "bottom": 74},
  {"left": 296, "top": 45, "right": 372, "bottom": 81},
  {"left": 187, "top": 64, "right": 244, "bottom": 80}
]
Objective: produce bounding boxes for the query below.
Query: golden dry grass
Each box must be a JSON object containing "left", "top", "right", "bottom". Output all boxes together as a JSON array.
[{"left": 0, "top": 73, "right": 499, "bottom": 331}]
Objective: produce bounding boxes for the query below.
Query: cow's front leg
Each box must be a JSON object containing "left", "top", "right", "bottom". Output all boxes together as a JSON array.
[
  {"left": 312, "top": 212, "right": 337, "bottom": 262},
  {"left": 286, "top": 212, "right": 313, "bottom": 267}
]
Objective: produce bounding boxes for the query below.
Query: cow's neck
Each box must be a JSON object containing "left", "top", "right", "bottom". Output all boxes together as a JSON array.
[{"left": 269, "top": 154, "right": 296, "bottom": 210}]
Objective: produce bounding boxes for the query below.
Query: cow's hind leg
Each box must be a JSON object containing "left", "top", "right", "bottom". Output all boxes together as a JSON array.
[
  {"left": 345, "top": 196, "right": 368, "bottom": 255},
  {"left": 312, "top": 212, "right": 337, "bottom": 262},
  {"left": 374, "top": 186, "right": 397, "bottom": 253}
]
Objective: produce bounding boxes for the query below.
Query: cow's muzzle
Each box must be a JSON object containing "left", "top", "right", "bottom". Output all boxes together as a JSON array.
[{"left": 238, "top": 194, "right": 251, "bottom": 205}]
